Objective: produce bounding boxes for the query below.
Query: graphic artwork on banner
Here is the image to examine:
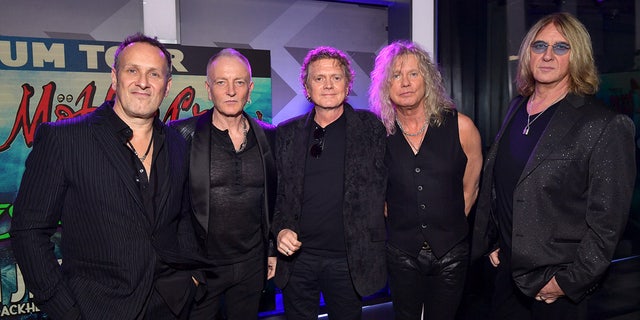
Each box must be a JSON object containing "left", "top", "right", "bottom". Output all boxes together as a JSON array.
[{"left": 0, "top": 36, "right": 272, "bottom": 318}]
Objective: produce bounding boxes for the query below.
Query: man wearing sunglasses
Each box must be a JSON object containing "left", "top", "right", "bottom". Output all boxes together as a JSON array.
[
  {"left": 271, "top": 47, "right": 387, "bottom": 319},
  {"left": 471, "top": 12, "right": 635, "bottom": 320}
]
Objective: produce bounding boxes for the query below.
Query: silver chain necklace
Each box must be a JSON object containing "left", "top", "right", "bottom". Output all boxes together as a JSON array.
[
  {"left": 236, "top": 116, "right": 248, "bottom": 153},
  {"left": 212, "top": 112, "right": 249, "bottom": 152},
  {"left": 522, "top": 93, "right": 566, "bottom": 135},
  {"left": 127, "top": 134, "right": 154, "bottom": 162},
  {"left": 396, "top": 117, "right": 428, "bottom": 137}
]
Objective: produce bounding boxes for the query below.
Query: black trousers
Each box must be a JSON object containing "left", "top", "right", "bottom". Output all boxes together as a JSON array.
[
  {"left": 282, "top": 251, "right": 362, "bottom": 320},
  {"left": 190, "top": 255, "right": 265, "bottom": 320},
  {"left": 386, "top": 241, "right": 469, "bottom": 320},
  {"left": 491, "top": 260, "right": 588, "bottom": 320}
]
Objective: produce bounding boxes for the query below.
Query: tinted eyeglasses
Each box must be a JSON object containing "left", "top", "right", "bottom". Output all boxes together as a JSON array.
[
  {"left": 309, "top": 126, "right": 325, "bottom": 158},
  {"left": 530, "top": 40, "right": 571, "bottom": 55}
]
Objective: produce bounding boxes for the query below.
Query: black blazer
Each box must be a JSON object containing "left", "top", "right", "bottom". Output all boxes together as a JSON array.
[
  {"left": 169, "top": 109, "right": 277, "bottom": 261},
  {"left": 11, "top": 102, "right": 201, "bottom": 319},
  {"left": 271, "top": 104, "right": 388, "bottom": 296},
  {"left": 471, "top": 94, "right": 636, "bottom": 302}
]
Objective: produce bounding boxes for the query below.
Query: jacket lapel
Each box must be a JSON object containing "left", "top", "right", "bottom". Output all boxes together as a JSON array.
[
  {"left": 247, "top": 114, "right": 276, "bottom": 225},
  {"left": 89, "top": 107, "right": 149, "bottom": 227},
  {"left": 343, "top": 105, "right": 361, "bottom": 199},
  {"left": 292, "top": 111, "right": 314, "bottom": 188},
  {"left": 518, "top": 94, "right": 584, "bottom": 184},
  {"left": 190, "top": 109, "right": 213, "bottom": 232},
  {"left": 153, "top": 122, "right": 173, "bottom": 230}
]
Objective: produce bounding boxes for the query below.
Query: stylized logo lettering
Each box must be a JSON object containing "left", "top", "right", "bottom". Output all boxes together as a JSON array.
[
  {"left": 0, "top": 81, "right": 200, "bottom": 152},
  {"left": 0, "top": 82, "right": 55, "bottom": 152}
]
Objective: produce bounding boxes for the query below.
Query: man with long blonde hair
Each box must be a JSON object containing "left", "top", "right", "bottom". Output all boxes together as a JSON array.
[
  {"left": 370, "top": 40, "right": 482, "bottom": 320},
  {"left": 472, "top": 12, "right": 635, "bottom": 319}
]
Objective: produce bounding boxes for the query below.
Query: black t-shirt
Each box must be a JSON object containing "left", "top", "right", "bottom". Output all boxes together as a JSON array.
[
  {"left": 494, "top": 99, "right": 558, "bottom": 260},
  {"left": 299, "top": 114, "right": 347, "bottom": 257}
]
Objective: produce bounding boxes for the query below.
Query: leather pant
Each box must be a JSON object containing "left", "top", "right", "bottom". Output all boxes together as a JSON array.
[{"left": 386, "top": 241, "right": 469, "bottom": 320}]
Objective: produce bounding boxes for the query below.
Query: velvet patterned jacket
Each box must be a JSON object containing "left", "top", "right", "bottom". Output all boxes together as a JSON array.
[{"left": 271, "top": 103, "right": 388, "bottom": 296}]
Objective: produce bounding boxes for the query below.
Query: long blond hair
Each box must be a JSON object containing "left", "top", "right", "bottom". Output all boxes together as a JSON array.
[
  {"left": 369, "top": 40, "right": 454, "bottom": 135},
  {"left": 516, "top": 12, "right": 599, "bottom": 96}
]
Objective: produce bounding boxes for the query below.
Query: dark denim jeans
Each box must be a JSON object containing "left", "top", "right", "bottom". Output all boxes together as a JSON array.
[{"left": 282, "top": 251, "right": 361, "bottom": 320}]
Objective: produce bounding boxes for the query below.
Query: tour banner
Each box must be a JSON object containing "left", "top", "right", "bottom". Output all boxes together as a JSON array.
[{"left": 0, "top": 35, "right": 271, "bottom": 318}]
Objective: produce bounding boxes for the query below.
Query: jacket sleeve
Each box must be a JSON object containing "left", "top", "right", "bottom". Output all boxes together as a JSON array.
[
  {"left": 554, "top": 114, "right": 636, "bottom": 302},
  {"left": 11, "top": 123, "right": 80, "bottom": 319}
]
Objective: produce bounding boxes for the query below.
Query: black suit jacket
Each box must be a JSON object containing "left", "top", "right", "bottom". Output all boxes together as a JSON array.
[
  {"left": 471, "top": 94, "right": 636, "bottom": 302},
  {"left": 169, "top": 109, "right": 277, "bottom": 264},
  {"left": 271, "top": 104, "right": 388, "bottom": 296},
  {"left": 11, "top": 102, "right": 202, "bottom": 319}
]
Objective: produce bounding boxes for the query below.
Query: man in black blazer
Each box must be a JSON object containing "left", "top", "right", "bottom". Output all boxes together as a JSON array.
[
  {"left": 11, "top": 33, "right": 203, "bottom": 319},
  {"left": 169, "top": 49, "right": 277, "bottom": 320},
  {"left": 471, "top": 13, "right": 636, "bottom": 319},
  {"left": 272, "top": 47, "right": 387, "bottom": 320}
]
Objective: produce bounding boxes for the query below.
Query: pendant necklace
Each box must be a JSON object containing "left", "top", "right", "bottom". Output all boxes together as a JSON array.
[
  {"left": 127, "top": 134, "right": 154, "bottom": 162},
  {"left": 523, "top": 93, "right": 566, "bottom": 135},
  {"left": 405, "top": 134, "right": 424, "bottom": 154},
  {"left": 396, "top": 117, "right": 427, "bottom": 154}
]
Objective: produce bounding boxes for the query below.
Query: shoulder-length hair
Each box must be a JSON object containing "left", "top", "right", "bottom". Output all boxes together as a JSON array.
[
  {"left": 369, "top": 40, "right": 454, "bottom": 135},
  {"left": 516, "top": 12, "right": 599, "bottom": 96}
]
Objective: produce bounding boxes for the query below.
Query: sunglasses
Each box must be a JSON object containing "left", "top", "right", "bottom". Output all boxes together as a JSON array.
[
  {"left": 309, "top": 126, "right": 325, "bottom": 158},
  {"left": 530, "top": 40, "right": 571, "bottom": 55}
]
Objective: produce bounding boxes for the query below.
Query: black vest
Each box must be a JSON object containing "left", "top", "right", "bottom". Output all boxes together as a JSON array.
[{"left": 385, "top": 110, "right": 468, "bottom": 258}]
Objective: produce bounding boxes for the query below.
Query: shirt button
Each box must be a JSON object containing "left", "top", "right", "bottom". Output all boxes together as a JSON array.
[
  {"left": 415, "top": 168, "right": 421, "bottom": 173},
  {"left": 417, "top": 185, "right": 423, "bottom": 191},
  {"left": 139, "top": 169, "right": 144, "bottom": 173},
  {"left": 421, "top": 224, "right": 427, "bottom": 229},
  {"left": 419, "top": 204, "right": 426, "bottom": 210}
]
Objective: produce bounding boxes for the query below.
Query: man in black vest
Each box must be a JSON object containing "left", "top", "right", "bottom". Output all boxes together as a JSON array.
[{"left": 369, "top": 40, "right": 483, "bottom": 320}]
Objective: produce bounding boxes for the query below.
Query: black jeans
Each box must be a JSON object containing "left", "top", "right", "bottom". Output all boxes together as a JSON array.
[
  {"left": 386, "top": 241, "right": 468, "bottom": 320},
  {"left": 190, "top": 255, "right": 264, "bottom": 320},
  {"left": 282, "top": 251, "right": 362, "bottom": 320}
]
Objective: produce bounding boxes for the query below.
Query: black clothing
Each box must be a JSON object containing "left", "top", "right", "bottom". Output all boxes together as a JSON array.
[
  {"left": 11, "top": 101, "right": 203, "bottom": 319},
  {"left": 299, "top": 114, "right": 347, "bottom": 256},
  {"left": 207, "top": 125, "right": 264, "bottom": 265},
  {"left": 385, "top": 110, "right": 470, "bottom": 320},
  {"left": 385, "top": 110, "right": 467, "bottom": 259},
  {"left": 386, "top": 242, "right": 468, "bottom": 320},
  {"left": 494, "top": 100, "right": 558, "bottom": 263},
  {"left": 282, "top": 251, "right": 362, "bottom": 320},
  {"left": 169, "top": 110, "right": 277, "bottom": 320},
  {"left": 189, "top": 255, "right": 264, "bottom": 320}
]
